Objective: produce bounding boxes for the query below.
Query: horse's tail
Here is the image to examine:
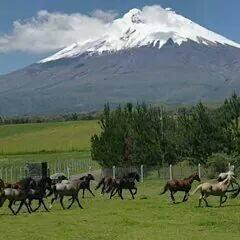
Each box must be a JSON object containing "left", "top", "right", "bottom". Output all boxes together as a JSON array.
[
  {"left": 95, "top": 178, "right": 104, "bottom": 190},
  {"left": 190, "top": 184, "right": 202, "bottom": 196},
  {"left": 0, "top": 190, "right": 5, "bottom": 208},
  {"left": 160, "top": 183, "right": 169, "bottom": 195}
]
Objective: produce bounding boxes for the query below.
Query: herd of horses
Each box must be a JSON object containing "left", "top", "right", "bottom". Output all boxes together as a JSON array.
[
  {"left": 0, "top": 167, "right": 239, "bottom": 215},
  {"left": 0, "top": 172, "right": 140, "bottom": 215}
]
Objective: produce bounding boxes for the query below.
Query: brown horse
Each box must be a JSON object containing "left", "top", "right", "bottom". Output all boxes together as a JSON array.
[{"left": 161, "top": 173, "right": 201, "bottom": 203}]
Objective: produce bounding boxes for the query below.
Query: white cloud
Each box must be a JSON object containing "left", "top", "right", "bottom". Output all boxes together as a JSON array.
[
  {"left": 90, "top": 9, "right": 118, "bottom": 23},
  {"left": 0, "top": 10, "right": 117, "bottom": 53}
]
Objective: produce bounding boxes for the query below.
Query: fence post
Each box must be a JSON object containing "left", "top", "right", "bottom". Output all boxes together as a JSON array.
[
  {"left": 198, "top": 163, "right": 201, "bottom": 179},
  {"left": 5, "top": 168, "right": 8, "bottom": 182},
  {"left": 228, "top": 162, "right": 231, "bottom": 170},
  {"left": 169, "top": 164, "right": 173, "bottom": 180},
  {"left": 113, "top": 166, "right": 116, "bottom": 179},
  {"left": 10, "top": 167, "right": 13, "bottom": 182},
  {"left": 67, "top": 167, "right": 70, "bottom": 179},
  {"left": 140, "top": 165, "right": 144, "bottom": 183}
]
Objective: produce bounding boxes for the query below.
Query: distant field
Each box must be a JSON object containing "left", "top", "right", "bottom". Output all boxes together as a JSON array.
[{"left": 0, "top": 120, "right": 100, "bottom": 155}]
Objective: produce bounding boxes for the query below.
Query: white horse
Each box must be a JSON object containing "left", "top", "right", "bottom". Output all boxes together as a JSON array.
[{"left": 218, "top": 165, "right": 235, "bottom": 182}]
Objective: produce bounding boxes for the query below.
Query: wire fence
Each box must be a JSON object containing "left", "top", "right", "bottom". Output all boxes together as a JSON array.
[
  {"left": 100, "top": 162, "right": 233, "bottom": 182},
  {"left": 0, "top": 158, "right": 99, "bottom": 183},
  {"left": 0, "top": 159, "right": 233, "bottom": 183}
]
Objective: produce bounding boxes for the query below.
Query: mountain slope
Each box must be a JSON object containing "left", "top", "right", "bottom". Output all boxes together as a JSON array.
[{"left": 1, "top": 7, "right": 240, "bottom": 116}]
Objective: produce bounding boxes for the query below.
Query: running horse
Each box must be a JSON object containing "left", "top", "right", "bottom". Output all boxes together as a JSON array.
[
  {"left": 191, "top": 174, "right": 237, "bottom": 207},
  {"left": 161, "top": 173, "right": 201, "bottom": 203}
]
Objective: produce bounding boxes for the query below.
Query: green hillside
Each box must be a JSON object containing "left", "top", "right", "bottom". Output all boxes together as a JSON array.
[{"left": 0, "top": 120, "right": 100, "bottom": 155}]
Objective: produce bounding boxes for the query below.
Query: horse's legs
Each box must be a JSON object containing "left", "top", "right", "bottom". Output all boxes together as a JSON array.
[
  {"left": 28, "top": 199, "right": 33, "bottom": 212},
  {"left": 8, "top": 200, "right": 16, "bottom": 215},
  {"left": 87, "top": 187, "right": 95, "bottom": 197},
  {"left": 15, "top": 201, "right": 24, "bottom": 215},
  {"left": 203, "top": 194, "right": 209, "bottom": 207},
  {"left": 67, "top": 196, "right": 75, "bottom": 209},
  {"left": 198, "top": 195, "right": 202, "bottom": 207},
  {"left": 31, "top": 199, "right": 41, "bottom": 212},
  {"left": 132, "top": 187, "right": 137, "bottom": 195},
  {"left": 40, "top": 199, "right": 49, "bottom": 212},
  {"left": 118, "top": 188, "right": 124, "bottom": 200},
  {"left": 24, "top": 201, "right": 31, "bottom": 214},
  {"left": 60, "top": 196, "right": 65, "bottom": 210},
  {"left": 82, "top": 188, "right": 85, "bottom": 199},
  {"left": 220, "top": 195, "right": 228, "bottom": 206},
  {"left": 112, "top": 188, "right": 119, "bottom": 197},
  {"left": 170, "top": 190, "right": 176, "bottom": 204},
  {"left": 46, "top": 188, "right": 54, "bottom": 198},
  {"left": 0, "top": 196, "right": 6, "bottom": 208},
  {"left": 50, "top": 193, "right": 58, "bottom": 209},
  {"left": 182, "top": 191, "right": 189, "bottom": 202},
  {"left": 129, "top": 189, "right": 135, "bottom": 199},
  {"left": 110, "top": 188, "right": 116, "bottom": 199},
  {"left": 101, "top": 184, "right": 105, "bottom": 195},
  {"left": 75, "top": 195, "right": 83, "bottom": 209}
]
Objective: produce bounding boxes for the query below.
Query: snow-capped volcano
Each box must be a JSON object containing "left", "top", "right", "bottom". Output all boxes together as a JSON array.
[
  {"left": 41, "top": 7, "right": 240, "bottom": 63},
  {"left": 1, "top": 6, "right": 240, "bottom": 116}
]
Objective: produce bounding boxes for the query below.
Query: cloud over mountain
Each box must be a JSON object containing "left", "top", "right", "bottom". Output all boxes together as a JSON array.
[{"left": 0, "top": 9, "right": 117, "bottom": 53}]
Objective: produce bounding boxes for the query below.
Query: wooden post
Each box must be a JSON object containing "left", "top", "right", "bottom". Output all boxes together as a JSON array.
[
  {"left": 140, "top": 165, "right": 144, "bottom": 183},
  {"left": 113, "top": 166, "right": 116, "bottom": 179},
  {"left": 10, "top": 167, "right": 13, "bottom": 182},
  {"left": 198, "top": 163, "right": 201, "bottom": 179},
  {"left": 169, "top": 164, "right": 173, "bottom": 180},
  {"left": 5, "top": 168, "right": 8, "bottom": 182},
  {"left": 67, "top": 167, "right": 70, "bottom": 179}
]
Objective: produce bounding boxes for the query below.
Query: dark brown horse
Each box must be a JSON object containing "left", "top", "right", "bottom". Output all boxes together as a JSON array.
[
  {"left": 161, "top": 173, "right": 201, "bottom": 203},
  {"left": 79, "top": 174, "right": 95, "bottom": 198},
  {"left": 95, "top": 177, "right": 114, "bottom": 194},
  {"left": 108, "top": 172, "right": 140, "bottom": 200}
]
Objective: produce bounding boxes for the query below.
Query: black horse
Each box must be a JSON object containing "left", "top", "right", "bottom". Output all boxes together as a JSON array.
[
  {"left": 79, "top": 174, "right": 95, "bottom": 198},
  {"left": 109, "top": 172, "right": 140, "bottom": 200},
  {"left": 28, "top": 177, "right": 52, "bottom": 212}
]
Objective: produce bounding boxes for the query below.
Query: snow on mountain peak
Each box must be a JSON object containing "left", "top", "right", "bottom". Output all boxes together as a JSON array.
[
  {"left": 40, "top": 6, "right": 240, "bottom": 63},
  {"left": 122, "top": 8, "right": 145, "bottom": 24}
]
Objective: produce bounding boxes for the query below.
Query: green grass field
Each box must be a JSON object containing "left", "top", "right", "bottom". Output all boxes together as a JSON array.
[
  {"left": 0, "top": 120, "right": 99, "bottom": 155},
  {"left": 0, "top": 120, "right": 239, "bottom": 239},
  {"left": 0, "top": 180, "right": 239, "bottom": 240},
  {"left": 0, "top": 120, "right": 100, "bottom": 170}
]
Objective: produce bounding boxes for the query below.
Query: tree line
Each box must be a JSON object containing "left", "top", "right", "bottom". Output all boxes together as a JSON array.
[
  {"left": 0, "top": 112, "right": 98, "bottom": 125},
  {"left": 91, "top": 93, "right": 240, "bottom": 168}
]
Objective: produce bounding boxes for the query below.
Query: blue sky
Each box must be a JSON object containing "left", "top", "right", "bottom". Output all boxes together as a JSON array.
[{"left": 0, "top": 0, "right": 240, "bottom": 75}]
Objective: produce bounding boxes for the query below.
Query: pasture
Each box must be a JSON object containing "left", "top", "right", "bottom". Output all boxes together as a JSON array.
[
  {"left": 0, "top": 120, "right": 99, "bottom": 155},
  {"left": 0, "top": 180, "right": 240, "bottom": 240},
  {"left": 0, "top": 120, "right": 99, "bottom": 170},
  {"left": 0, "top": 120, "right": 239, "bottom": 240}
]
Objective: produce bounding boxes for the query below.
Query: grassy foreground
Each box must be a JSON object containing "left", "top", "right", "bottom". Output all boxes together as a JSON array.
[{"left": 0, "top": 180, "right": 239, "bottom": 240}]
